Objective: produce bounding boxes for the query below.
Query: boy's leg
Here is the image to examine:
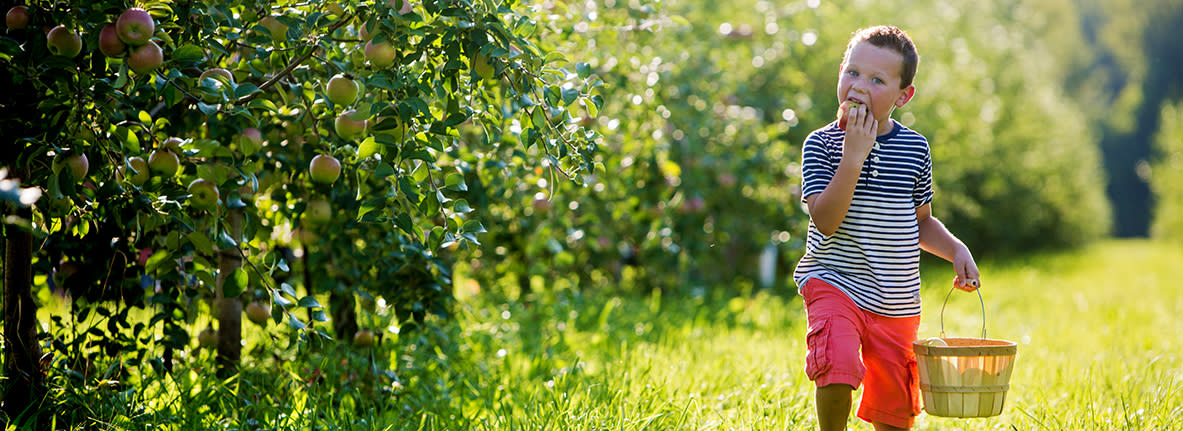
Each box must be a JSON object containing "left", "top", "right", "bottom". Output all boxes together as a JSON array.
[
  {"left": 857, "top": 313, "right": 922, "bottom": 430},
  {"left": 801, "top": 278, "right": 867, "bottom": 431},
  {"left": 817, "top": 384, "right": 854, "bottom": 431}
]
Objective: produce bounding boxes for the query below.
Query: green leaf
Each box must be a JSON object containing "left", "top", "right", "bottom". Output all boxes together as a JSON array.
[
  {"left": 172, "top": 44, "right": 206, "bottom": 65},
  {"left": 444, "top": 173, "right": 467, "bottom": 191},
  {"left": 234, "top": 83, "right": 260, "bottom": 99},
  {"left": 187, "top": 232, "right": 214, "bottom": 255},
  {"left": 298, "top": 296, "right": 322, "bottom": 308},
  {"left": 463, "top": 220, "right": 487, "bottom": 233},
  {"left": 576, "top": 62, "right": 592, "bottom": 79},
  {"left": 223, "top": 268, "right": 248, "bottom": 298}
]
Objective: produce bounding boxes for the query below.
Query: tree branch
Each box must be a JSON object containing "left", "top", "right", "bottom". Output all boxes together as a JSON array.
[{"left": 234, "top": 15, "right": 353, "bottom": 106}]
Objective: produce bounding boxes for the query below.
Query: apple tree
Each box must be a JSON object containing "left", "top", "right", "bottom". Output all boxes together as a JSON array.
[{"left": 0, "top": 0, "right": 598, "bottom": 423}]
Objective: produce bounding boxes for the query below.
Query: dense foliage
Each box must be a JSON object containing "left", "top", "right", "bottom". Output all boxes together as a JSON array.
[{"left": 1150, "top": 101, "right": 1183, "bottom": 240}]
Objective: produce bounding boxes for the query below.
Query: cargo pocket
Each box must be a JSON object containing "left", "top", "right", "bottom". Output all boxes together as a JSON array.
[
  {"left": 906, "top": 358, "right": 921, "bottom": 416},
  {"left": 804, "top": 318, "right": 831, "bottom": 381}
]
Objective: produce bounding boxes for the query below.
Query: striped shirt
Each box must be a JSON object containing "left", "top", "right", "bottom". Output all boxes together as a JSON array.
[{"left": 793, "top": 120, "right": 934, "bottom": 317}]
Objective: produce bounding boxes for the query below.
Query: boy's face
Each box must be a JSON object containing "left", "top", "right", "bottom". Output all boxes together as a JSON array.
[{"left": 838, "top": 40, "right": 915, "bottom": 128}]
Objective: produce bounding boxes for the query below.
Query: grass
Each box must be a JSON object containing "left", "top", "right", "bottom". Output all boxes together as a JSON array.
[{"left": 17, "top": 239, "right": 1183, "bottom": 429}]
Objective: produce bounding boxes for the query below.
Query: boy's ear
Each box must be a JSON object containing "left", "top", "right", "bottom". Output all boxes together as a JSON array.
[{"left": 895, "top": 84, "right": 916, "bottom": 108}]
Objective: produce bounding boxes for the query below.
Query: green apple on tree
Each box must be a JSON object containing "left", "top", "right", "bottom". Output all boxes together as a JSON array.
[
  {"left": 305, "top": 198, "right": 332, "bottom": 224},
  {"left": 187, "top": 179, "right": 220, "bottom": 211},
  {"left": 309, "top": 154, "right": 341, "bottom": 185},
  {"left": 325, "top": 74, "right": 359, "bottom": 107},
  {"left": 245, "top": 301, "right": 270, "bottom": 326},
  {"left": 364, "top": 39, "right": 397, "bottom": 69},
  {"left": 236, "top": 127, "right": 263, "bottom": 155},
  {"left": 198, "top": 328, "right": 218, "bottom": 349},
  {"left": 334, "top": 110, "right": 368, "bottom": 141},
  {"left": 6, "top": 5, "right": 29, "bottom": 30},
  {"left": 199, "top": 68, "right": 235, "bottom": 88},
  {"left": 472, "top": 52, "right": 496, "bottom": 80},
  {"left": 98, "top": 23, "right": 127, "bottom": 57},
  {"left": 115, "top": 8, "right": 155, "bottom": 46},
  {"left": 353, "top": 329, "right": 375, "bottom": 347},
  {"left": 258, "top": 16, "right": 288, "bottom": 43},
  {"left": 127, "top": 41, "right": 163, "bottom": 74},
  {"left": 120, "top": 156, "right": 150, "bottom": 186},
  {"left": 148, "top": 149, "right": 180, "bottom": 177},
  {"left": 46, "top": 26, "right": 83, "bottom": 58},
  {"left": 52, "top": 152, "right": 88, "bottom": 181}
]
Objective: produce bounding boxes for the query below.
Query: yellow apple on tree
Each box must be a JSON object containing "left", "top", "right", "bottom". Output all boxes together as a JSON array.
[
  {"left": 46, "top": 26, "right": 83, "bottom": 58},
  {"left": 472, "top": 52, "right": 496, "bottom": 80},
  {"left": 258, "top": 16, "right": 288, "bottom": 43},
  {"left": 309, "top": 154, "right": 341, "bottom": 185},
  {"left": 53, "top": 152, "right": 89, "bottom": 181}
]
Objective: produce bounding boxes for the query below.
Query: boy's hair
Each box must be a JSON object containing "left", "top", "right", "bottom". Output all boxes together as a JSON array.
[{"left": 844, "top": 25, "right": 919, "bottom": 89}]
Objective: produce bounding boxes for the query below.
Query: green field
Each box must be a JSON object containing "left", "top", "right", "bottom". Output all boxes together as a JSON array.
[
  {"left": 29, "top": 240, "right": 1182, "bottom": 430},
  {"left": 439, "top": 239, "right": 1183, "bottom": 430}
]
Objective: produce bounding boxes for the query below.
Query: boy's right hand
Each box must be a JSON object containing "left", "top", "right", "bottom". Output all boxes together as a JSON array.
[{"left": 839, "top": 102, "right": 876, "bottom": 163}]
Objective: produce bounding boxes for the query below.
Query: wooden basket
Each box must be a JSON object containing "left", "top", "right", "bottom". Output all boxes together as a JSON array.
[
  {"left": 913, "top": 286, "right": 1018, "bottom": 417},
  {"left": 913, "top": 337, "right": 1017, "bottom": 417}
]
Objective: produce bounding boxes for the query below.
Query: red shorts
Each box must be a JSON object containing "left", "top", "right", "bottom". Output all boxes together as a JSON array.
[{"left": 801, "top": 277, "right": 921, "bottom": 429}]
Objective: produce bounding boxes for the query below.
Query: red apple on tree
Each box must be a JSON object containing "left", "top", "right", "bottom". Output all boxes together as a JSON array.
[
  {"left": 6, "top": 6, "right": 29, "bottom": 30},
  {"left": 98, "top": 23, "right": 127, "bottom": 57},
  {"left": 116, "top": 8, "right": 155, "bottom": 46},
  {"left": 46, "top": 26, "right": 82, "bottom": 58},
  {"left": 148, "top": 149, "right": 180, "bottom": 177},
  {"left": 334, "top": 110, "right": 368, "bottom": 141},
  {"left": 127, "top": 40, "right": 163, "bottom": 74},
  {"left": 309, "top": 154, "right": 341, "bottom": 185},
  {"left": 187, "top": 179, "right": 220, "bottom": 211},
  {"left": 364, "top": 39, "right": 397, "bottom": 69},
  {"left": 325, "top": 74, "right": 359, "bottom": 107}
]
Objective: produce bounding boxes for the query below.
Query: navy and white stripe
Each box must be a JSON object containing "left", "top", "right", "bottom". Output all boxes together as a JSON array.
[{"left": 793, "top": 120, "right": 934, "bottom": 317}]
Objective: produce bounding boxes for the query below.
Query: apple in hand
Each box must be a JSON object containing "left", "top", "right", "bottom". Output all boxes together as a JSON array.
[
  {"left": 98, "top": 23, "right": 127, "bottom": 57},
  {"left": 6, "top": 6, "right": 30, "bottom": 30},
  {"left": 836, "top": 101, "right": 862, "bottom": 131},
  {"left": 116, "top": 8, "right": 155, "bottom": 46},
  {"left": 334, "top": 110, "right": 368, "bottom": 141},
  {"left": 364, "top": 39, "right": 397, "bottom": 69},
  {"left": 148, "top": 149, "right": 180, "bottom": 177},
  {"left": 187, "top": 179, "right": 220, "bottom": 211},
  {"left": 46, "top": 26, "right": 83, "bottom": 58},
  {"left": 127, "top": 40, "right": 163, "bottom": 74},
  {"left": 325, "top": 74, "right": 359, "bottom": 107},
  {"left": 309, "top": 154, "right": 341, "bottom": 185}
]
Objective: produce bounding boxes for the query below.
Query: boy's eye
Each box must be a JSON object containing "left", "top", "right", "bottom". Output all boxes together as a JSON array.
[
  {"left": 872, "top": 77, "right": 884, "bottom": 84},
  {"left": 847, "top": 70, "right": 858, "bottom": 76}
]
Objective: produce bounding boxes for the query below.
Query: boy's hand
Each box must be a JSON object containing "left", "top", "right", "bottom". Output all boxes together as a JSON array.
[
  {"left": 840, "top": 102, "right": 876, "bottom": 163},
  {"left": 952, "top": 245, "right": 981, "bottom": 292}
]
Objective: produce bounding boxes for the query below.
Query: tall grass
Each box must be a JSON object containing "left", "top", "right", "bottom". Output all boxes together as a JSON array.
[{"left": 21, "top": 240, "right": 1182, "bottom": 430}]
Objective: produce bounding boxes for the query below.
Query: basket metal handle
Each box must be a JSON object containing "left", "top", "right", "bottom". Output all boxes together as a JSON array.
[{"left": 938, "top": 280, "right": 986, "bottom": 339}]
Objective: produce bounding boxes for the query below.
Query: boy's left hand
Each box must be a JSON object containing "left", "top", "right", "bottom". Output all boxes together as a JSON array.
[{"left": 952, "top": 246, "right": 981, "bottom": 292}]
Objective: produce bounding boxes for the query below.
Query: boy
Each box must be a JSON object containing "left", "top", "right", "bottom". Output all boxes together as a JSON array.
[{"left": 793, "top": 26, "right": 981, "bottom": 430}]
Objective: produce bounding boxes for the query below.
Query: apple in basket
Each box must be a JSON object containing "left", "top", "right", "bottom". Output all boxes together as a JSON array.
[{"left": 919, "top": 337, "right": 948, "bottom": 347}]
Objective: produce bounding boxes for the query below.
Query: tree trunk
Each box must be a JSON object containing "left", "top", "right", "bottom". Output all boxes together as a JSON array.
[
  {"left": 214, "top": 207, "right": 243, "bottom": 377},
  {"left": 2, "top": 205, "right": 45, "bottom": 422}
]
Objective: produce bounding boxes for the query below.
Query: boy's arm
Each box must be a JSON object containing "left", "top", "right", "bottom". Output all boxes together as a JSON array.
[
  {"left": 916, "top": 203, "right": 981, "bottom": 291},
  {"left": 805, "top": 105, "right": 877, "bottom": 236}
]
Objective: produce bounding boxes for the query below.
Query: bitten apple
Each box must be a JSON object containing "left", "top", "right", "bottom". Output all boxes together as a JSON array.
[{"left": 836, "top": 101, "right": 862, "bottom": 131}]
